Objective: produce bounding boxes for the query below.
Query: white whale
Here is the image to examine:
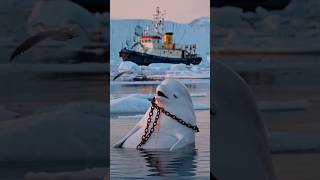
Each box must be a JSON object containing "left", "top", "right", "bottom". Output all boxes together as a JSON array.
[
  {"left": 212, "top": 60, "right": 275, "bottom": 180},
  {"left": 113, "top": 79, "right": 198, "bottom": 151}
]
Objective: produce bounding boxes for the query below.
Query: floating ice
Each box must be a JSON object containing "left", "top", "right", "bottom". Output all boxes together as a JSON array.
[
  {"left": 118, "top": 61, "right": 139, "bottom": 73},
  {"left": 112, "top": 61, "right": 210, "bottom": 81},
  {"left": 110, "top": 94, "right": 209, "bottom": 114},
  {"left": 212, "top": 0, "right": 320, "bottom": 53},
  {"left": 0, "top": 102, "right": 107, "bottom": 161},
  {"left": 110, "top": 94, "right": 151, "bottom": 114},
  {"left": 118, "top": 115, "right": 144, "bottom": 119}
]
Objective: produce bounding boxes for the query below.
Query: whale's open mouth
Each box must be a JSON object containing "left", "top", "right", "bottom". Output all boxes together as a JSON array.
[{"left": 157, "top": 91, "right": 168, "bottom": 98}]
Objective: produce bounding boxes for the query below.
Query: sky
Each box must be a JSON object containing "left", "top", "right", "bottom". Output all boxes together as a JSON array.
[{"left": 110, "top": 0, "right": 210, "bottom": 23}]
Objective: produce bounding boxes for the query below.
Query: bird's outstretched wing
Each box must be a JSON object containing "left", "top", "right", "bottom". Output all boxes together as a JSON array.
[
  {"left": 113, "top": 70, "right": 134, "bottom": 81},
  {"left": 9, "top": 30, "right": 60, "bottom": 61}
]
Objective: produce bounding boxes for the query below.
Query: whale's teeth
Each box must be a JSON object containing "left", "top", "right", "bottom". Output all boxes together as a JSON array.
[{"left": 157, "top": 91, "right": 168, "bottom": 98}]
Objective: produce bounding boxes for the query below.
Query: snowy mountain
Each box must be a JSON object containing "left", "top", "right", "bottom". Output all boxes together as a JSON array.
[{"left": 189, "top": 16, "right": 210, "bottom": 27}]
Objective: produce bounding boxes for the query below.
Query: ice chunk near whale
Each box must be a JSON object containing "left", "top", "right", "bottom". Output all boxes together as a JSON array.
[
  {"left": 111, "top": 94, "right": 150, "bottom": 114},
  {"left": 0, "top": 102, "right": 107, "bottom": 161},
  {"left": 110, "top": 94, "right": 209, "bottom": 114}
]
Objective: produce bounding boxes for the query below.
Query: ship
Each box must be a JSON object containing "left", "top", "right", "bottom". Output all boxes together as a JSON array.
[{"left": 119, "top": 7, "right": 202, "bottom": 66}]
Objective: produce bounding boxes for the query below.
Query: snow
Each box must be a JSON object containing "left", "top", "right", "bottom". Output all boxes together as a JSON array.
[
  {"left": 212, "top": 0, "right": 320, "bottom": 53},
  {"left": 110, "top": 94, "right": 209, "bottom": 114},
  {"left": 118, "top": 115, "right": 144, "bottom": 119},
  {"left": 190, "top": 17, "right": 210, "bottom": 27},
  {"left": 111, "top": 79, "right": 209, "bottom": 85},
  {"left": 118, "top": 61, "right": 139, "bottom": 73},
  {"left": 113, "top": 61, "right": 210, "bottom": 81},
  {"left": 110, "top": 94, "right": 150, "bottom": 114}
]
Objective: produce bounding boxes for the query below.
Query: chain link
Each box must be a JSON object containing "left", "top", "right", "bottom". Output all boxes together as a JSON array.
[{"left": 136, "top": 97, "right": 199, "bottom": 150}]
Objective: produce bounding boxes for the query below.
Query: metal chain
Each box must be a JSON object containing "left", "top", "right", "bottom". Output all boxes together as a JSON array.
[
  {"left": 137, "top": 106, "right": 161, "bottom": 150},
  {"left": 136, "top": 98, "right": 199, "bottom": 150},
  {"left": 151, "top": 98, "right": 200, "bottom": 132}
]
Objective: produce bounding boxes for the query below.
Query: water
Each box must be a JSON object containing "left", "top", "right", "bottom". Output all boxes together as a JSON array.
[
  {"left": 0, "top": 64, "right": 107, "bottom": 179},
  {"left": 110, "top": 80, "right": 210, "bottom": 179},
  {"left": 220, "top": 54, "right": 320, "bottom": 179}
]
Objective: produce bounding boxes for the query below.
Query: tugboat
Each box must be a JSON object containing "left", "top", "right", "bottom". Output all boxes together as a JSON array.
[{"left": 119, "top": 7, "right": 202, "bottom": 66}]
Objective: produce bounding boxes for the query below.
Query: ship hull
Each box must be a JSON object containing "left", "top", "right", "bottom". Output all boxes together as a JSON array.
[{"left": 119, "top": 48, "right": 202, "bottom": 66}]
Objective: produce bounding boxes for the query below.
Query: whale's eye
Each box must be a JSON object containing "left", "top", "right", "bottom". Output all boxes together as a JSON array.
[{"left": 173, "top": 94, "right": 177, "bottom": 98}]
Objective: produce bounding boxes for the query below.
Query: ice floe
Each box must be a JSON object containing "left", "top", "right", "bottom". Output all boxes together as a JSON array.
[
  {"left": 110, "top": 94, "right": 209, "bottom": 114},
  {"left": 0, "top": 102, "right": 107, "bottom": 161}
]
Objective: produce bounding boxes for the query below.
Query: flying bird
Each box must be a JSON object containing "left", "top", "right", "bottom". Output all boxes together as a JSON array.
[
  {"left": 9, "top": 20, "right": 90, "bottom": 62},
  {"left": 112, "top": 70, "right": 134, "bottom": 81}
]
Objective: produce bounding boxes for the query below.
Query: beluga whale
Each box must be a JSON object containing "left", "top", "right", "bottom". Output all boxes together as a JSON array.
[
  {"left": 113, "top": 79, "right": 199, "bottom": 151},
  {"left": 212, "top": 60, "right": 275, "bottom": 180}
]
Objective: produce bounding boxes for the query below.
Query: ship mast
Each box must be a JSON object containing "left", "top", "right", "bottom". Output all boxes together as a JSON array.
[{"left": 152, "top": 7, "right": 166, "bottom": 37}]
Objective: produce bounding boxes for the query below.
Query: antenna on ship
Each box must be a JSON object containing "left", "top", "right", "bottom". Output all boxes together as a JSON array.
[{"left": 152, "top": 7, "right": 166, "bottom": 36}]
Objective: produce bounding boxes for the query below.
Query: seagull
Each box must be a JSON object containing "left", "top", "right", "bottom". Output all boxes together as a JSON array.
[
  {"left": 112, "top": 70, "right": 134, "bottom": 81},
  {"left": 9, "top": 20, "right": 90, "bottom": 62}
]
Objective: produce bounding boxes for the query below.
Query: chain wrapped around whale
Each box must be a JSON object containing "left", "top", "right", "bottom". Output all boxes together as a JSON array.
[{"left": 137, "top": 97, "right": 200, "bottom": 150}]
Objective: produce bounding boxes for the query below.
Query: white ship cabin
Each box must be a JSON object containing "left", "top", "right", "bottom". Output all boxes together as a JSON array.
[
  {"left": 139, "top": 35, "right": 162, "bottom": 49},
  {"left": 138, "top": 33, "right": 184, "bottom": 58}
]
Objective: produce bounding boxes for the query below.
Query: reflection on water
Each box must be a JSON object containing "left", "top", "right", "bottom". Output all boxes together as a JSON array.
[
  {"left": 111, "top": 148, "right": 197, "bottom": 178},
  {"left": 110, "top": 111, "right": 210, "bottom": 180},
  {"left": 220, "top": 54, "right": 320, "bottom": 86}
]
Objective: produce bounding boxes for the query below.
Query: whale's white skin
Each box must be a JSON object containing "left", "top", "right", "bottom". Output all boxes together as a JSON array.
[
  {"left": 212, "top": 60, "right": 275, "bottom": 180},
  {"left": 113, "top": 79, "right": 197, "bottom": 151}
]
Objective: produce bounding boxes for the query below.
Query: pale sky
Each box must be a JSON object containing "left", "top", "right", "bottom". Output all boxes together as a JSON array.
[{"left": 110, "top": 0, "right": 210, "bottom": 23}]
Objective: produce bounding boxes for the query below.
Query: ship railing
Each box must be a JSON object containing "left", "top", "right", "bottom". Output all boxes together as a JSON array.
[{"left": 173, "top": 43, "right": 197, "bottom": 50}]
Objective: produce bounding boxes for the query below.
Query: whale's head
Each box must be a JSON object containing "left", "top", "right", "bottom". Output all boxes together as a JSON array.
[{"left": 155, "top": 79, "right": 194, "bottom": 113}]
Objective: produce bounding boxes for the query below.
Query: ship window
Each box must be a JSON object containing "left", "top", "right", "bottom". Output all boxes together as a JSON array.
[{"left": 148, "top": 39, "right": 151, "bottom": 42}]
